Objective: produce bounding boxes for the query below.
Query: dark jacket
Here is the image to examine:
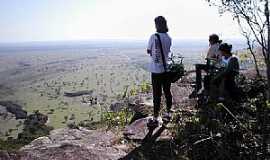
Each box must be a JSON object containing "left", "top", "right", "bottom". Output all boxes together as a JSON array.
[
  {"left": 215, "top": 56, "right": 239, "bottom": 81},
  {"left": 214, "top": 56, "right": 240, "bottom": 99}
]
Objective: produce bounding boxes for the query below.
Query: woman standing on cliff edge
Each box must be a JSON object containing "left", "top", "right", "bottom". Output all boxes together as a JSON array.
[{"left": 147, "top": 16, "right": 173, "bottom": 127}]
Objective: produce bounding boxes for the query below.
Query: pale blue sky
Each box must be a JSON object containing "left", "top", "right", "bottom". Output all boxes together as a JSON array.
[{"left": 0, "top": 0, "right": 242, "bottom": 42}]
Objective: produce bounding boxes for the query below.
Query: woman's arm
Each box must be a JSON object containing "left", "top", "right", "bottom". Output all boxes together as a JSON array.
[{"left": 147, "top": 34, "right": 154, "bottom": 56}]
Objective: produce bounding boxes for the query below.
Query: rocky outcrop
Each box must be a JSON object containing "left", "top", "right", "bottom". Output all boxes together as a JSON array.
[
  {"left": 0, "top": 101, "right": 27, "bottom": 119},
  {"left": 109, "top": 94, "right": 153, "bottom": 114},
  {"left": 11, "top": 128, "right": 126, "bottom": 160},
  {"left": 0, "top": 105, "right": 14, "bottom": 121},
  {"left": 128, "top": 94, "right": 153, "bottom": 123},
  {"left": 123, "top": 116, "right": 171, "bottom": 141},
  {"left": 128, "top": 94, "right": 153, "bottom": 109}
]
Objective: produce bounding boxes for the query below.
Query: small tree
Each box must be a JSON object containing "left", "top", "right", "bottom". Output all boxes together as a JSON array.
[{"left": 206, "top": 0, "right": 270, "bottom": 99}]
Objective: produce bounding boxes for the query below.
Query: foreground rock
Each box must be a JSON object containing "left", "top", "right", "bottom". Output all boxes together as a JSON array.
[
  {"left": 171, "top": 83, "right": 196, "bottom": 108},
  {"left": 0, "top": 150, "right": 17, "bottom": 160},
  {"left": 16, "top": 128, "right": 126, "bottom": 160},
  {"left": 0, "top": 101, "right": 27, "bottom": 119},
  {"left": 128, "top": 94, "right": 153, "bottom": 123}
]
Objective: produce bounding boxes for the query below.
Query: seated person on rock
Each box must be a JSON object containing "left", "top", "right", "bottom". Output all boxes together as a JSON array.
[
  {"left": 212, "top": 43, "right": 239, "bottom": 101},
  {"left": 190, "top": 34, "right": 222, "bottom": 97}
]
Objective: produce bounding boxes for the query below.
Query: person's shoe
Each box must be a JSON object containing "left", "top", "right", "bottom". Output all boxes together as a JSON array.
[{"left": 147, "top": 116, "right": 162, "bottom": 129}]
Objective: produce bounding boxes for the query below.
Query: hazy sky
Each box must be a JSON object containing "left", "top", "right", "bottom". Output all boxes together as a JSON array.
[{"left": 0, "top": 0, "right": 242, "bottom": 42}]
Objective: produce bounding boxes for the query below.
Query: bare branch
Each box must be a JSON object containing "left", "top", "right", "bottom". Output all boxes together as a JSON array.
[
  {"left": 231, "top": 0, "right": 266, "bottom": 48},
  {"left": 238, "top": 18, "right": 261, "bottom": 77}
]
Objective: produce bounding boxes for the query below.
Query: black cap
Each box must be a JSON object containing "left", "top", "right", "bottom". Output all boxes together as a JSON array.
[{"left": 219, "top": 43, "right": 232, "bottom": 53}]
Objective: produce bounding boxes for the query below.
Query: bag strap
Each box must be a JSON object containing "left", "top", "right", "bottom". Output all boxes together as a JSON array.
[{"left": 155, "top": 33, "right": 167, "bottom": 72}]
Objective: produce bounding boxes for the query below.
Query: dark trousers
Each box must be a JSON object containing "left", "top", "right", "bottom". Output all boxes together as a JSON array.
[
  {"left": 224, "top": 77, "right": 239, "bottom": 100},
  {"left": 151, "top": 72, "right": 172, "bottom": 117},
  {"left": 195, "top": 64, "right": 208, "bottom": 92}
]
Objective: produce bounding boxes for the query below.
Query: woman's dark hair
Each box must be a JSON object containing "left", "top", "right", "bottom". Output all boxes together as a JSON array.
[
  {"left": 155, "top": 16, "right": 169, "bottom": 33},
  {"left": 209, "top": 34, "right": 222, "bottom": 44},
  {"left": 219, "top": 43, "right": 232, "bottom": 54}
]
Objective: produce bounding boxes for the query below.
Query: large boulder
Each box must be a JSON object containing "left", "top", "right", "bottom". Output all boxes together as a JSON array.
[{"left": 17, "top": 128, "right": 126, "bottom": 160}]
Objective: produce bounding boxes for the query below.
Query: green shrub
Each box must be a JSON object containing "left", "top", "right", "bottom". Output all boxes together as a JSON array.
[
  {"left": 101, "top": 109, "right": 133, "bottom": 129},
  {"left": 140, "top": 81, "right": 151, "bottom": 93}
]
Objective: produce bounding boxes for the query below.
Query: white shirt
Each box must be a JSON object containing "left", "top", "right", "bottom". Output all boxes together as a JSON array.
[
  {"left": 207, "top": 43, "right": 222, "bottom": 60},
  {"left": 147, "top": 33, "right": 172, "bottom": 73},
  {"left": 221, "top": 55, "right": 239, "bottom": 67}
]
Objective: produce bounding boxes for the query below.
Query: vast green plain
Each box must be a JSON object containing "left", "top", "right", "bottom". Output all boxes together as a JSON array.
[{"left": 0, "top": 40, "right": 248, "bottom": 139}]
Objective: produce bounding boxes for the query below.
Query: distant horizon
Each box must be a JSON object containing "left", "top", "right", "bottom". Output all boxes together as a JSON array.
[
  {"left": 0, "top": 0, "right": 242, "bottom": 43},
  {"left": 0, "top": 38, "right": 247, "bottom": 54},
  {"left": 0, "top": 37, "right": 246, "bottom": 45}
]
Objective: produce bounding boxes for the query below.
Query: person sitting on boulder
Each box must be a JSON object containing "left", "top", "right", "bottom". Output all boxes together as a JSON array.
[
  {"left": 213, "top": 43, "right": 240, "bottom": 101},
  {"left": 190, "top": 34, "right": 222, "bottom": 97}
]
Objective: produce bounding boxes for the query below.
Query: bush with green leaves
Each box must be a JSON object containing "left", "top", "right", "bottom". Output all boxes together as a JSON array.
[
  {"left": 101, "top": 109, "right": 133, "bottom": 129},
  {"left": 140, "top": 81, "right": 151, "bottom": 93}
]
